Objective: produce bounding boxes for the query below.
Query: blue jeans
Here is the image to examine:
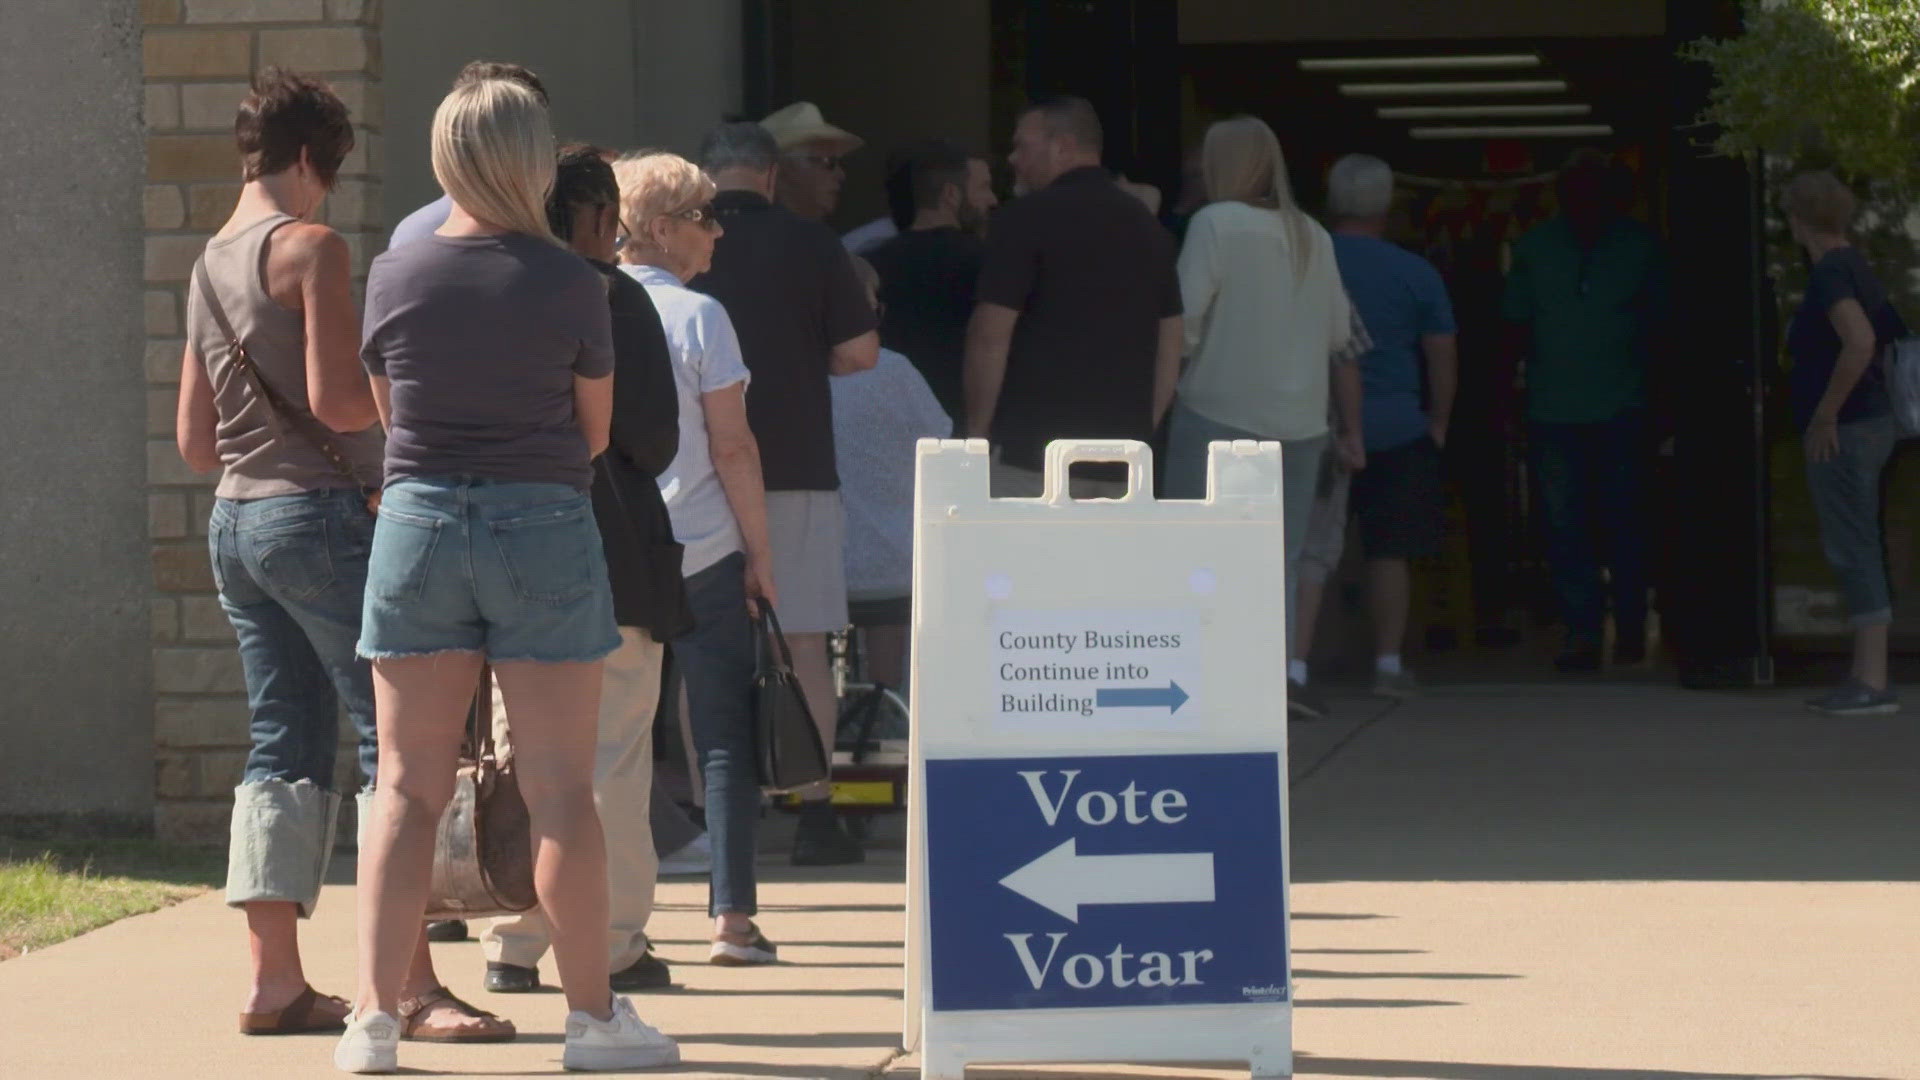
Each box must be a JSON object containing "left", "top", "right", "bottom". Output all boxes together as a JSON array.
[
  {"left": 209, "top": 488, "right": 376, "bottom": 914},
  {"left": 1165, "top": 401, "right": 1328, "bottom": 651},
  {"left": 359, "top": 477, "right": 621, "bottom": 663},
  {"left": 674, "top": 552, "right": 760, "bottom": 917},
  {"left": 1530, "top": 410, "right": 1649, "bottom": 650},
  {"left": 1806, "top": 414, "right": 1898, "bottom": 627}
]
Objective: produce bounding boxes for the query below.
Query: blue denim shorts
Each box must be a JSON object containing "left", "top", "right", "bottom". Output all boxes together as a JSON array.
[{"left": 358, "top": 476, "right": 621, "bottom": 664}]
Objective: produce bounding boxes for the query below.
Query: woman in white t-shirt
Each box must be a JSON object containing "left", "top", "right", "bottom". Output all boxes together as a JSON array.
[
  {"left": 1167, "top": 115, "right": 1365, "bottom": 655},
  {"left": 614, "top": 151, "right": 786, "bottom": 968}
]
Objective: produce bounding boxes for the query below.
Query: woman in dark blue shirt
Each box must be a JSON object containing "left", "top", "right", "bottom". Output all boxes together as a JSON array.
[{"left": 1783, "top": 171, "right": 1904, "bottom": 717}]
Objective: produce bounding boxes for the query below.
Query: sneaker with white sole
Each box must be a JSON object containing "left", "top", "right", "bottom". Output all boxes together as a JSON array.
[
  {"left": 333, "top": 1010, "right": 400, "bottom": 1074},
  {"left": 657, "top": 833, "right": 712, "bottom": 877},
  {"left": 1807, "top": 678, "right": 1900, "bottom": 717},
  {"left": 563, "top": 995, "right": 680, "bottom": 1071},
  {"left": 709, "top": 922, "right": 779, "bottom": 966},
  {"left": 1372, "top": 668, "right": 1421, "bottom": 700}
]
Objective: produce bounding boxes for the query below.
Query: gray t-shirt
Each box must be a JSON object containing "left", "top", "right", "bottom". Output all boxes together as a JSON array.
[{"left": 361, "top": 232, "right": 615, "bottom": 489}]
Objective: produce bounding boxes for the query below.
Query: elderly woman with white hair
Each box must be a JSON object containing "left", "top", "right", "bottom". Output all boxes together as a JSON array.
[
  {"left": 614, "top": 150, "right": 789, "bottom": 966},
  {"left": 1167, "top": 116, "right": 1364, "bottom": 703},
  {"left": 1325, "top": 153, "right": 1458, "bottom": 702},
  {"left": 338, "top": 78, "right": 677, "bottom": 1073}
]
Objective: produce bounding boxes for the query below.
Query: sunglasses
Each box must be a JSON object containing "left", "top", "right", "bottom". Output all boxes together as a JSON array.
[
  {"left": 670, "top": 203, "right": 720, "bottom": 230},
  {"left": 792, "top": 154, "right": 845, "bottom": 172}
]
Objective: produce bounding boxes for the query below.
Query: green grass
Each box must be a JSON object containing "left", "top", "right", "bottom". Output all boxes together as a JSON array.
[{"left": 0, "top": 839, "right": 225, "bottom": 960}]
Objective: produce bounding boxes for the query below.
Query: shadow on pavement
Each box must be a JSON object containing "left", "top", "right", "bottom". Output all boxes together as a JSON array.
[
  {"left": 1294, "top": 1054, "right": 1898, "bottom": 1080},
  {"left": 1293, "top": 968, "right": 1519, "bottom": 980},
  {"left": 1290, "top": 684, "right": 1920, "bottom": 883},
  {"left": 1294, "top": 947, "right": 1427, "bottom": 955},
  {"left": 650, "top": 938, "right": 904, "bottom": 949},
  {"left": 1297, "top": 997, "right": 1463, "bottom": 1008},
  {"left": 674, "top": 1029, "right": 901, "bottom": 1048}
]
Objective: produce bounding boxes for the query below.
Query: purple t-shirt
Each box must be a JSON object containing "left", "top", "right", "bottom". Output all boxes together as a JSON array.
[{"left": 361, "top": 232, "right": 614, "bottom": 489}]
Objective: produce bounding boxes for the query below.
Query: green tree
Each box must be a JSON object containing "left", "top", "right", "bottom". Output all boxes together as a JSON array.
[
  {"left": 1685, "top": 0, "right": 1920, "bottom": 345},
  {"left": 1685, "top": 0, "right": 1920, "bottom": 190}
]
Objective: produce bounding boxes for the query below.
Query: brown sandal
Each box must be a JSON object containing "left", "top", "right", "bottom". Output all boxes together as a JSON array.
[
  {"left": 397, "top": 986, "right": 516, "bottom": 1043},
  {"left": 238, "top": 985, "right": 349, "bottom": 1035}
]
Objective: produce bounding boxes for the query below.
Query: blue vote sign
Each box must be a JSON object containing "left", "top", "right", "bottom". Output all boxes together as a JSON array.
[{"left": 924, "top": 751, "right": 1287, "bottom": 1012}]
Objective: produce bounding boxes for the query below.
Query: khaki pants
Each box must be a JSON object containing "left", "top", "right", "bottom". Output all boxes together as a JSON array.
[{"left": 481, "top": 627, "right": 664, "bottom": 972}]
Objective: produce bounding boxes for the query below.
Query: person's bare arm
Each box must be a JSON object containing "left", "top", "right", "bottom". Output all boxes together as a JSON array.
[
  {"left": 368, "top": 374, "right": 393, "bottom": 432},
  {"left": 1807, "top": 297, "right": 1879, "bottom": 461},
  {"left": 278, "top": 222, "right": 379, "bottom": 432},
  {"left": 703, "top": 383, "right": 779, "bottom": 612},
  {"left": 1332, "top": 360, "right": 1366, "bottom": 470},
  {"left": 1423, "top": 332, "right": 1459, "bottom": 447},
  {"left": 176, "top": 343, "right": 220, "bottom": 473},
  {"left": 829, "top": 329, "right": 880, "bottom": 375},
  {"left": 574, "top": 373, "right": 613, "bottom": 459},
  {"left": 1153, "top": 315, "right": 1183, "bottom": 428},
  {"left": 964, "top": 302, "right": 1020, "bottom": 438}
]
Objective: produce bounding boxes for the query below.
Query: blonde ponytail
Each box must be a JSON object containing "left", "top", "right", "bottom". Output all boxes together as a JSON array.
[{"left": 430, "top": 78, "right": 557, "bottom": 243}]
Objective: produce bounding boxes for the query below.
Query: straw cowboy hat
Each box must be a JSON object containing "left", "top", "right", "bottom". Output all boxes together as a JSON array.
[{"left": 760, "top": 101, "right": 864, "bottom": 154}]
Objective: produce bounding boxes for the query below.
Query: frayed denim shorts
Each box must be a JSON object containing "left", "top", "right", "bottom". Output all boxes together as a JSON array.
[{"left": 358, "top": 476, "right": 620, "bottom": 664}]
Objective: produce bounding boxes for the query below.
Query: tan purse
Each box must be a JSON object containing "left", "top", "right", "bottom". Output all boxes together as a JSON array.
[{"left": 424, "top": 663, "right": 538, "bottom": 919}]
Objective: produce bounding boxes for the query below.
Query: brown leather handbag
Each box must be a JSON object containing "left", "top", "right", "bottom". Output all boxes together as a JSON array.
[{"left": 424, "top": 663, "right": 538, "bottom": 919}]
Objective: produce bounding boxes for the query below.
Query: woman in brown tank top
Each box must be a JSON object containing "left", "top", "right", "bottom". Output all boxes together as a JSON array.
[{"left": 176, "top": 69, "right": 505, "bottom": 1044}]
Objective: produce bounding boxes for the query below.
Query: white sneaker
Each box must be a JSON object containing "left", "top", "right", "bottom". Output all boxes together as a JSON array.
[
  {"left": 563, "top": 995, "right": 680, "bottom": 1071},
  {"left": 658, "top": 833, "right": 712, "bottom": 876},
  {"left": 709, "top": 922, "right": 779, "bottom": 966},
  {"left": 333, "top": 1010, "right": 400, "bottom": 1074}
]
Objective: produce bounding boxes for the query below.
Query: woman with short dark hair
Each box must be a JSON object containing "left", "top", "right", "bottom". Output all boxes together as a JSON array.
[
  {"left": 1784, "top": 170, "right": 1906, "bottom": 716},
  {"left": 175, "top": 67, "right": 380, "bottom": 1037}
]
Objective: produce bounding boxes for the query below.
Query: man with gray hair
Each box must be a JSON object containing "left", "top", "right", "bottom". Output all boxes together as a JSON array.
[
  {"left": 1327, "top": 153, "right": 1458, "bottom": 699},
  {"left": 690, "top": 121, "right": 878, "bottom": 867}
]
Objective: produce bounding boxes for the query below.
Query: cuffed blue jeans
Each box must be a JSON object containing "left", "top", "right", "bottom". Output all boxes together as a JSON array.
[
  {"left": 1806, "top": 413, "right": 1899, "bottom": 628},
  {"left": 673, "top": 552, "right": 761, "bottom": 917},
  {"left": 209, "top": 488, "right": 376, "bottom": 916}
]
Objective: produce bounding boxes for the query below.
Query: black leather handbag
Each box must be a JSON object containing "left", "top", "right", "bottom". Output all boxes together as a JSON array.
[{"left": 752, "top": 606, "right": 831, "bottom": 793}]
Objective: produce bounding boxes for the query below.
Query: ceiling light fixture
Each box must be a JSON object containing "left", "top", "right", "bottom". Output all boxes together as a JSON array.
[
  {"left": 1340, "top": 80, "right": 1569, "bottom": 98},
  {"left": 1379, "top": 103, "right": 1592, "bottom": 119},
  {"left": 1409, "top": 124, "right": 1614, "bottom": 139},
  {"left": 1301, "top": 55, "right": 1541, "bottom": 72}
]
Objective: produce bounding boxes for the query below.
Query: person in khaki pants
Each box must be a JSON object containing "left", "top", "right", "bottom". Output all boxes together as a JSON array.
[
  {"left": 484, "top": 631, "right": 669, "bottom": 991},
  {"left": 479, "top": 145, "right": 694, "bottom": 995}
]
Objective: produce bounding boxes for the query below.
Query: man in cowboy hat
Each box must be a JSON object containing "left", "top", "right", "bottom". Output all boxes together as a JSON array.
[{"left": 761, "top": 101, "right": 864, "bottom": 222}]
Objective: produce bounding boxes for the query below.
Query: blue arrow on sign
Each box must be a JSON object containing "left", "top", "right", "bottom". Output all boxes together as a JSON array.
[{"left": 1095, "top": 681, "right": 1189, "bottom": 714}]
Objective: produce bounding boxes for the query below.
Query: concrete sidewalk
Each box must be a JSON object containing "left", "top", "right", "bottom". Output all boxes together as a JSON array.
[{"left": 3, "top": 684, "right": 1916, "bottom": 1079}]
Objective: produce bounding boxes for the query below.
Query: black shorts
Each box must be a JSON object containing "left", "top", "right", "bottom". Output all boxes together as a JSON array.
[{"left": 1351, "top": 435, "right": 1444, "bottom": 560}]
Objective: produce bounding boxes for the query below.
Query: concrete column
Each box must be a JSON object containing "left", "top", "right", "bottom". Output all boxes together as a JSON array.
[{"left": 0, "top": 0, "right": 152, "bottom": 834}]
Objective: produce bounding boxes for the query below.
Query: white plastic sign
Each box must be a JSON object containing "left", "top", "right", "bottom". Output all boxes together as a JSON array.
[{"left": 905, "top": 438, "right": 1293, "bottom": 1079}]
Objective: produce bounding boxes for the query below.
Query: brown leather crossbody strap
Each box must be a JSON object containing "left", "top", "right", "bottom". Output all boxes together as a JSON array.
[
  {"left": 192, "top": 255, "right": 378, "bottom": 496},
  {"left": 467, "top": 661, "right": 496, "bottom": 763}
]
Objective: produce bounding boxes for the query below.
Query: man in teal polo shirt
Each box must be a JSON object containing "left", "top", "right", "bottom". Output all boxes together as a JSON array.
[{"left": 1503, "top": 150, "right": 1667, "bottom": 673}]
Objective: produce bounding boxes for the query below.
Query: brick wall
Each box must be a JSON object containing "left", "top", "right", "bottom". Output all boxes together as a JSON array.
[{"left": 143, "top": 0, "right": 383, "bottom": 841}]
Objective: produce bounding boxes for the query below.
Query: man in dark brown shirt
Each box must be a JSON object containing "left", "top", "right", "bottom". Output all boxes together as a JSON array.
[{"left": 963, "top": 97, "right": 1183, "bottom": 497}]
